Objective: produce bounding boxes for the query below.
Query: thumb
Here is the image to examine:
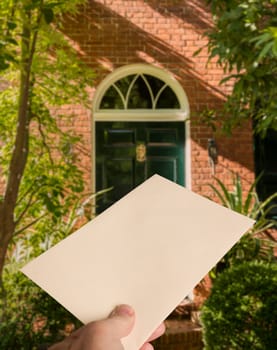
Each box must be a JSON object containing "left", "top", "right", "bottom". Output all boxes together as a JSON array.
[
  {"left": 106, "top": 304, "right": 136, "bottom": 339},
  {"left": 79, "top": 305, "right": 135, "bottom": 350}
]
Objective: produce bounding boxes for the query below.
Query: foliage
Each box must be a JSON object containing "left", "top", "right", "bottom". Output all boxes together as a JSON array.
[
  {"left": 0, "top": 0, "right": 93, "bottom": 282},
  {"left": 0, "top": 189, "right": 109, "bottom": 349},
  {"left": 0, "top": 269, "right": 82, "bottom": 350},
  {"left": 202, "top": 0, "right": 277, "bottom": 136},
  {"left": 201, "top": 261, "right": 277, "bottom": 350},
  {"left": 0, "top": 0, "right": 97, "bottom": 345},
  {"left": 208, "top": 175, "right": 276, "bottom": 278},
  {"left": 1, "top": 85, "right": 85, "bottom": 231}
]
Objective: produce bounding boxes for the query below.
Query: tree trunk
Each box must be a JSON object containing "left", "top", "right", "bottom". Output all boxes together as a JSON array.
[
  {"left": 0, "top": 12, "right": 35, "bottom": 283},
  {"left": 0, "top": 206, "right": 15, "bottom": 292},
  {"left": 0, "top": 238, "right": 11, "bottom": 290}
]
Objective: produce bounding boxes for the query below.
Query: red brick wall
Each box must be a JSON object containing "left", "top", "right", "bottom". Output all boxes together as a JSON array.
[
  {"left": 154, "top": 330, "right": 203, "bottom": 350},
  {"left": 153, "top": 320, "right": 203, "bottom": 350},
  {"left": 62, "top": 0, "right": 255, "bottom": 197}
]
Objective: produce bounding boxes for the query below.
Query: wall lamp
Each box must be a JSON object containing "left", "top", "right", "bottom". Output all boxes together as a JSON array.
[{"left": 208, "top": 138, "right": 218, "bottom": 174}]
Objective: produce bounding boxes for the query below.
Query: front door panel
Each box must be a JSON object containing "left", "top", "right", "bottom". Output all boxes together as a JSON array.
[{"left": 96, "top": 121, "right": 185, "bottom": 213}]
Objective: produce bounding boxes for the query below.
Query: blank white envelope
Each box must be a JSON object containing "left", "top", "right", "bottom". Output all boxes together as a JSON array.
[{"left": 21, "top": 174, "right": 254, "bottom": 350}]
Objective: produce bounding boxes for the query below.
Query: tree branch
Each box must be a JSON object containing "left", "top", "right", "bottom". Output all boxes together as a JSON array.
[
  {"left": 3, "top": 7, "right": 43, "bottom": 229},
  {"left": 16, "top": 176, "right": 41, "bottom": 206},
  {"left": 14, "top": 213, "right": 48, "bottom": 237},
  {"left": 14, "top": 190, "right": 39, "bottom": 226},
  {"left": 36, "top": 115, "right": 55, "bottom": 166}
]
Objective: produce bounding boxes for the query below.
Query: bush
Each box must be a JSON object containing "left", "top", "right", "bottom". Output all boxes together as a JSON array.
[
  {"left": 201, "top": 261, "right": 277, "bottom": 350},
  {"left": 208, "top": 175, "right": 276, "bottom": 279},
  {"left": 0, "top": 188, "right": 110, "bottom": 349},
  {"left": 0, "top": 268, "right": 82, "bottom": 350}
]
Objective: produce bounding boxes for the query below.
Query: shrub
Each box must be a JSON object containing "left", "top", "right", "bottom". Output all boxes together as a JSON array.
[
  {"left": 208, "top": 175, "right": 276, "bottom": 279},
  {"left": 0, "top": 267, "right": 82, "bottom": 350},
  {"left": 201, "top": 261, "right": 277, "bottom": 350},
  {"left": 0, "top": 192, "right": 106, "bottom": 349}
]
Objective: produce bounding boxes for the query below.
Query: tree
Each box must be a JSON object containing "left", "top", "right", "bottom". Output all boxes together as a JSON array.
[
  {"left": 202, "top": 0, "right": 277, "bottom": 136},
  {"left": 0, "top": 0, "right": 93, "bottom": 289}
]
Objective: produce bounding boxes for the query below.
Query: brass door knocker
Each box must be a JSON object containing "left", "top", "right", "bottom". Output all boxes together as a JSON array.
[{"left": 136, "top": 143, "right": 147, "bottom": 162}]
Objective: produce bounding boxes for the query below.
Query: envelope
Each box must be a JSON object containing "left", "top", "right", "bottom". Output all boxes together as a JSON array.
[{"left": 21, "top": 174, "right": 254, "bottom": 350}]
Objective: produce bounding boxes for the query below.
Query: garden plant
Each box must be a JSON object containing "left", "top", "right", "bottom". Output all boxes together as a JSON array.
[
  {"left": 201, "top": 175, "right": 277, "bottom": 349},
  {"left": 201, "top": 261, "right": 277, "bottom": 350}
]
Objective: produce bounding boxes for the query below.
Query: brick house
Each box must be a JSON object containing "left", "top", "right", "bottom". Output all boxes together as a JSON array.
[
  {"left": 59, "top": 1, "right": 276, "bottom": 349},
  {"left": 62, "top": 0, "right": 258, "bottom": 205}
]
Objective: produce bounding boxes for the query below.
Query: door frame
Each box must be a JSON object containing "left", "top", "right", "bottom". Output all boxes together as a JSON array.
[{"left": 92, "top": 64, "right": 191, "bottom": 197}]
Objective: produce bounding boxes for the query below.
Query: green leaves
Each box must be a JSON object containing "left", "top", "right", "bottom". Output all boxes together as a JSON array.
[
  {"left": 203, "top": 0, "right": 277, "bottom": 135},
  {"left": 251, "top": 26, "right": 277, "bottom": 60},
  {"left": 0, "top": 0, "right": 93, "bottom": 274},
  {"left": 42, "top": 7, "right": 54, "bottom": 24},
  {"left": 0, "top": 33, "right": 18, "bottom": 70},
  {"left": 207, "top": 174, "right": 276, "bottom": 278},
  {"left": 0, "top": 268, "right": 82, "bottom": 349},
  {"left": 201, "top": 261, "right": 277, "bottom": 350},
  {"left": 0, "top": 1, "right": 96, "bottom": 343}
]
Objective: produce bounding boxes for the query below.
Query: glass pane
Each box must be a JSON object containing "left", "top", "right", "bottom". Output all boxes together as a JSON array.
[
  {"left": 100, "top": 85, "right": 124, "bottom": 109},
  {"left": 128, "top": 76, "right": 152, "bottom": 109},
  {"left": 144, "top": 74, "right": 165, "bottom": 97},
  {"left": 115, "top": 75, "right": 135, "bottom": 97},
  {"left": 156, "top": 86, "right": 180, "bottom": 108}
]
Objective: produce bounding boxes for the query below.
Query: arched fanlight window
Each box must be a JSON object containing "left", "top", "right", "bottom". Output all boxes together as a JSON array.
[
  {"left": 93, "top": 64, "right": 189, "bottom": 121},
  {"left": 99, "top": 73, "right": 180, "bottom": 110}
]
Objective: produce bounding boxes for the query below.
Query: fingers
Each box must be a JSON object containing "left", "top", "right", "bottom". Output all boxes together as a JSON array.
[
  {"left": 83, "top": 304, "right": 135, "bottom": 343},
  {"left": 139, "top": 323, "right": 165, "bottom": 350},
  {"left": 146, "top": 323, "right": 166, "bottom": 342},
  {"left": 140, "top": 343, "right": 154, "bottom": 350},
  {"left": 49, "top": 305, "right": 135, "bottom": 350},
  {"left": 48, "top": 305, "right": 165, "bottom": 350},
  {"left": 140, "top": 323, "right": 165, "bottom": 350}
]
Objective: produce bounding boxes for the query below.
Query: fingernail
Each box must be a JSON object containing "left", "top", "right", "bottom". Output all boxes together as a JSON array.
[{"left": 110, "top": 304, "right": 135, "bottom": 318}]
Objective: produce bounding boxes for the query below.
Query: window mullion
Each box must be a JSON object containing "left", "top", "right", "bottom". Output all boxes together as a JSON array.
[
  {"left": 154, "top": 84, "right": 167, "bottom": 109},
  {"left": 141, "top": 74, "right": 155, "bottom": 109},
  {"left": 113, "top": 83, "right": 126, "bottom": 110},
  {"left": 125, "top": 74, "right": 139, "bottom": 109}
]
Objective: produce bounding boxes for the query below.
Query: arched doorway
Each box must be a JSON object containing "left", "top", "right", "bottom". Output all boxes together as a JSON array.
[{"left": 93, "top": 64, "right": 190, "bottom": 213}]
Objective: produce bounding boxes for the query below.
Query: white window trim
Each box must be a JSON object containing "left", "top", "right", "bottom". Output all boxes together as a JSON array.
[
  {"left": 92, "top": 64, "right": 191, "bottom": 190},
  {"left": 93, "top": 110, "right": 187, "bottom": 122},
  {"left": 93, "top": 64, "right": 190, "bottom": 121}
]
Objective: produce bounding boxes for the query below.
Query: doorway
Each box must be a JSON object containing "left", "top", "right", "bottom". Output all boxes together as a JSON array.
[
  {"left": 92, "top": 64, "right": 190, "bottom": 213},
  {"left": 96, "top": 121, "right": 185, "bottom": 212}
]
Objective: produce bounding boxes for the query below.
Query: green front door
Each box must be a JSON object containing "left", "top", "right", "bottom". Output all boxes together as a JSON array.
[{"left": 96, "top": 121, "right": 185, "bottom": 213}]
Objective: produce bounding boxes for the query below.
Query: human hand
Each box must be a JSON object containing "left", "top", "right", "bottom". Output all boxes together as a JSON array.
[{"left": 49, "top": 304, "right": 165, "bottom": 350}]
